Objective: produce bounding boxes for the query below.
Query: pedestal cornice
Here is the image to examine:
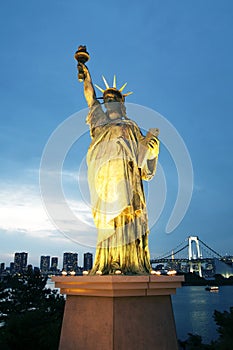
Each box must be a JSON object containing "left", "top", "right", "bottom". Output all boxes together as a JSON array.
[{"left": 52, "top": 275, "right": 184, "bottom": 297}]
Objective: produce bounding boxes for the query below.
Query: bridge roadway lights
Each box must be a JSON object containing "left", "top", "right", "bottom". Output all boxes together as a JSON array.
[{"left": 53, "top": 274, "right": 184, "bottom": 350}]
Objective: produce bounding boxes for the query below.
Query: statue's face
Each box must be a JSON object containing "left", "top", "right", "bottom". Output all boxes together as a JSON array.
[
  {"left": 104, "top": 95, "right": 122, "bottom": 115},
  {"left": 104, "top": 94, "right": 123, "bottom": 116}
]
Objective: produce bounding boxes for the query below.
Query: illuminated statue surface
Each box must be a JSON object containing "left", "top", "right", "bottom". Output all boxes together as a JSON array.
[{"left": 76, "top": 47, "right": 159, "bottom": 275}]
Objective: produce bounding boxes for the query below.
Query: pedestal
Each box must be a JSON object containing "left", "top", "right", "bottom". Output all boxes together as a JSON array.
[{"left": 53, "top": 275, "right": 184, "bottom": 350}]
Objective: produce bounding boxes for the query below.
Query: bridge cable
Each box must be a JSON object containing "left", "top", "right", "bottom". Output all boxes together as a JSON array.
[
  {"left": 159, "top": 244, "right": 189, "bottom": 260},
  {"left": 198, "top": 238, "right": 222, "bottom": 258},
  {"left": 155, "top": 238, "right": 188, "bottom": 259}
]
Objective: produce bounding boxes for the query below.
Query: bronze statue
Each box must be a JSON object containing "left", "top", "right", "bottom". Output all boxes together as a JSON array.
[{"left": 75, "top": 46, "right": 159, "bottom": 275}]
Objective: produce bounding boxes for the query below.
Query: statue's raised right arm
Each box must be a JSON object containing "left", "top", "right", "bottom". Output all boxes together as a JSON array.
[
  {"left": 78, "top": 62, "right": 97, "bottom": 108},
  {"left": 77, "top": 61, "right": 107, "bottom": 138}
]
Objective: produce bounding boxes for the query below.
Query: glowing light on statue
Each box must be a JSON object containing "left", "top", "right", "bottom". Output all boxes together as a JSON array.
[{"left": 75, "top": 45, "right": 160, "bottom": 275}]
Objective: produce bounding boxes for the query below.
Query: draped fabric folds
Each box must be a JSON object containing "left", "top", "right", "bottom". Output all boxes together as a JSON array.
[{"left": 86, "top": 102, "right": 158, "bottom": 274}]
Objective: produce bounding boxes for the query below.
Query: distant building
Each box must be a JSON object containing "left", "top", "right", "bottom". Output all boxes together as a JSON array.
[
  {"left": 51, "top": 257, "right": 58, "bottom": 272},
  {"left": 27, "top": 264, "right": 33, "bottom": 274},
  {"left": 14, "top": 252, "right": 28, "bottom": 273},
  {"left": 63, "top": 252, "right": 78, "bottom": 272},
  {"left": 10, "top": 262, "right": 14, "bottom": 273},
  {"left": 221, "top": 255, "right": 233, "bottom": 265},
  {"left": 34, "top": 266, "right": 40, "bottom": 274},
  {"left": 0, "top": 262, "right": 5, "bottom": 273},
  {"left": 84, "top": 252, "right": 93, "bottom": 271},
  {"left": 40, "top": 256, "right": 50, "bottom": 274}
]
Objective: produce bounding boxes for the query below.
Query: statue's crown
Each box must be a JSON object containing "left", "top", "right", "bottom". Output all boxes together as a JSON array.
[{"left": 95, "top": 76, "right": 133, "bottom": 101}]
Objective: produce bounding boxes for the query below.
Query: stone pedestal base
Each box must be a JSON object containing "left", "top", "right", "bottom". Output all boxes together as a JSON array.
[{"left": 53, "top": 275, "right": 184, "bottom": 350}]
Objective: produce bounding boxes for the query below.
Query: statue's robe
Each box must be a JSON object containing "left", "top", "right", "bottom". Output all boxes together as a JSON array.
[{"left": 86, "top": 102, "right": 158, "bottom": 274}]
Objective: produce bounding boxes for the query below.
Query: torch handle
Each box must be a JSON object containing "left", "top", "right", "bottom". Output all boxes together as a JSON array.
[{"left": 74, "top": 45, "right": 90, "bottom": 82}]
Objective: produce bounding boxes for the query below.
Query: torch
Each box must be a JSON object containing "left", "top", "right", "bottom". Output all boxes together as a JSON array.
[{"left": 74, "top": 45, "right": 90, "bottom": 82}]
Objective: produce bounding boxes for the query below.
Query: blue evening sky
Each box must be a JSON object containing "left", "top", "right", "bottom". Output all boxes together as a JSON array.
[{"left": 0, "top": 0, "right": 232, "bottom": 268}]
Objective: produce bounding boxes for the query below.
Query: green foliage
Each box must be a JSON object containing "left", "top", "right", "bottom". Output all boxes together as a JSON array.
[
  {"left": 183, "top": 272, "right": 208, "bottom": 286},
  {"left": 178, "top": 307, "right": 233, "bottom": 350},
  {"left": 213, "top": 307, "right": 233, "bottom": 350},
  {"left": 182, "top": 273, "right": 233, "bottom": 287},
  {"left": 178, "top": 333, "right": 213, "bottom": 349},
  {"left": 0, "top": 271, "right": 65, "bottom": 350}
]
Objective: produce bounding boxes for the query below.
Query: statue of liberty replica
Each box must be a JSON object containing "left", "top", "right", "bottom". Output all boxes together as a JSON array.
[{"left": 75, "top": 46, "right": 160, "bottom": 275}]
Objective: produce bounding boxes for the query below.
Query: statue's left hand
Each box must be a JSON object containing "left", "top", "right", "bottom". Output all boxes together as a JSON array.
[{"left": 147, "top": 137, "right": 160, "bottom": 159}]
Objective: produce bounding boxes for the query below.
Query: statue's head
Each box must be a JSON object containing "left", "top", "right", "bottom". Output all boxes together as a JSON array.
[
  {"left": 95, "top": 76, "right": 132, "bottom": 117},
  {"left": 103, "top": 88, "right": 125, "bottom": 103},
  {"left": 103, "top": 88, "right": 125, "bottom": 115}
]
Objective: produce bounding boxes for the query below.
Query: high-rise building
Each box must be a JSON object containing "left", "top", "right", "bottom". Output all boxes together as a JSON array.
[
  {"left": 27, "top": 264, "right": 33, "bottom": 274},
  {"left": 40, "top": 256, "right": 50, "bottom": 273},
  {"left": 34, "top": 266, "right": 40, "bottom": 274},
  {"left": 0, "top": 262, "right": 5, "bottom": 272},
  {"left": 51, "top": 257, "right": 58, "bottom": 272},
  {"left": 83, "top": 252, "right": 93, "bottom": 271},
  {"left": 10, "top": 262, "right": 14, "bottom": 273},
  {"left": 14, "top": 252, "right": 28, "bottom": 273},
  {"left": 63, "top": 252, "right": 78, "bottom": 272}
]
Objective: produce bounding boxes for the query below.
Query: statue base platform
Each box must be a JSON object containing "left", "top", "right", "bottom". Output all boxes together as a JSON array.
[{"left": 52, "top": 275, "right": 184, "bottom": 350}]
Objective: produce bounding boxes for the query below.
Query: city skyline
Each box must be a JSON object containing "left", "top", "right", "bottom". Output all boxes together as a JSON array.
[
  {"left": 0, "top": 251, "right": 94, "bottom": 270},
  {"left": 1, "top": 249, "right": 232, "bottom": 280},
  {"left": 1, "top": 236, "right": 232, "bottom": 272},
  {"left": 1, "top": 1, "right": 233, "bottom": 265}
]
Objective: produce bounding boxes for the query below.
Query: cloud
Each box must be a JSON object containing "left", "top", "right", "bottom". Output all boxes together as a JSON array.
[
  {"left": 0, "top": 183, "right": 54, "bottom": 234},
  {"left": 0, "top": 180, "right": 96, "bottom": 247}
]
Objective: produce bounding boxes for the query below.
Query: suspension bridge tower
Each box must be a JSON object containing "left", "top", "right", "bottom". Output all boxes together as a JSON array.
[{"left": 188, "top": 236, "right": 202, "bottom": 277}]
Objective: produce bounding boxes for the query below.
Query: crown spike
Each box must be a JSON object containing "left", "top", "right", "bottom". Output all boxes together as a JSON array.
[
  {"left": 113, "top": 75, "right": 116, "bottom": 88},
  {"left": 123, "top": 91, "right": 133, "bottom": 97},
  {"left": 94, "top": 84, "right": 105, "bottom": 93},
  {"left": 102, "top": 75, "right": 109, "bottom": 89},
  {"left": 119, "top": 82, "right": 127, "bottom": 92}
]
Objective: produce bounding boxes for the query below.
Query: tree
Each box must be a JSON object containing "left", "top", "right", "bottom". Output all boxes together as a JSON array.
[
  {"left": 178, "top": 333, "right": 213, "bottom": 349},
  {"left": 213, "top": 307, "right": 233, "bottom": 350},
  {"left": 178, "top": 307, "right": 233, "bottom": 350},
  {"left": 0, "top": 271, "right": 65, "bottom": 350}
]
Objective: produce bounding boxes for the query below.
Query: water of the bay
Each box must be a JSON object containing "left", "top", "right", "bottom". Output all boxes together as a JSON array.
[{"left": 172, "top": 285, "right": 233, "bottom": 344}]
